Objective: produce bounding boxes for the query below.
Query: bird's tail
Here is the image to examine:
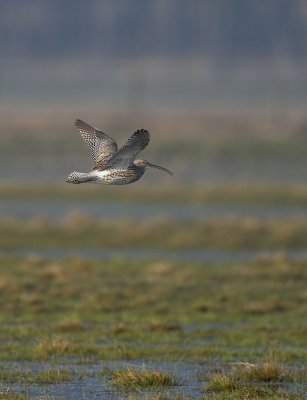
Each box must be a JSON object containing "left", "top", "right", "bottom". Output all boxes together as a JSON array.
[{"left": 66, "top": 172, "right": 96, "bottom": 184}]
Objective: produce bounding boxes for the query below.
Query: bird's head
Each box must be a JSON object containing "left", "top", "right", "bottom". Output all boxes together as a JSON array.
[{"left": 134, "top": 159, "right": 173, "bottom": 175}]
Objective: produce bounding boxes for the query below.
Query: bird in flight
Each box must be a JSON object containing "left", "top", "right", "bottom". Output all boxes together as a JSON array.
[{"left": 66, "top": 119, "right": 173, "bottom": 185}]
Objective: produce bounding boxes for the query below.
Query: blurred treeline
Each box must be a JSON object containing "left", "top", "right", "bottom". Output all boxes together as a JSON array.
[{"left": 1, "top": 0, "right": 307, "bottom": 59}]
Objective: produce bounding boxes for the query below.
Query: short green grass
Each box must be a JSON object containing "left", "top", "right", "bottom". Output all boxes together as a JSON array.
[
  {"left": 0, "top": 254, "right": 305, "bottom": 398},
  {"left": 206, "top": 385, "right": 304, "bottom": 399},
  {"left": 0, "top": 367, "right": 72, "bottom": 383},
  {"left": 0, "top": 388, "right": 54, "bottom": 400},
  {"left": 0, "top": 391, "right": 29, "bottom": 400}
]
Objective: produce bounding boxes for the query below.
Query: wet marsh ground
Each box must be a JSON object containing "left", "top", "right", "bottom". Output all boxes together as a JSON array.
[
  {"left": 0, "top": 120, "right": 307, "bottom": 398},
  {"left": 0, "top": 252, "right": 306, "bottom": 398}
]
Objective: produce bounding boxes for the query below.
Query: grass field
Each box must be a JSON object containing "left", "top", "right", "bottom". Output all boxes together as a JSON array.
[
  {"left": 0, "top": 252, "right": 305, "bottom": 398},
  {"left": 0, "top": 113, "right": 307, "bottom": 398}
]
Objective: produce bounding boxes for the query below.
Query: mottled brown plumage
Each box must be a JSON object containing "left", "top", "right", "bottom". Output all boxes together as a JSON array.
[
  {"left": 74, "top": 119, "right": 117, "bottom": 170},
  {"left": 66, "top": 119, "right": 172, "bottom": 185}
]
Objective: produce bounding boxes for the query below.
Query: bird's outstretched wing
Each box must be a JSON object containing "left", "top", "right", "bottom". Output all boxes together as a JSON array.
[
  {"left": 74, "top": 119, "right": 118, "bottom": 169},
  {"left": 101, "top": 129, "right": 150, "bottom": 170}
]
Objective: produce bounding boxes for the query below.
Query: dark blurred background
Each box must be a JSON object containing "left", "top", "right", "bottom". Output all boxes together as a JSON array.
[{"left": 1, "top": 0, "right": 307, "bottom": 184}]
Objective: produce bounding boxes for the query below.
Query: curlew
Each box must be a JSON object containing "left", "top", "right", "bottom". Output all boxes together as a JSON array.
[{"left": 66, "top": 119, "right": 173, "bottom": 185}]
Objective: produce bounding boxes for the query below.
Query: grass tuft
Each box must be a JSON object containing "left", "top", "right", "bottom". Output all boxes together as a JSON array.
[
  {"left": 232, "top": 361, "right": 289, "bottom": 382},
  {"left": 111, "top": 366, "right": 176, "bottom": 390},
  {"left": 206, "top": 362, "right": 297, "bottom": 393},
  {"left": 126, "top": 395, "right": 184, "bottom": 400},
  {"left": 29, "top": 368, "right": 72, "bottom": 383},
  {"left": 33, "top": 338, "right": 77, "bottom": 358},
  {"left": 206, "top": 372, "right": 238, "bottom": 391}
]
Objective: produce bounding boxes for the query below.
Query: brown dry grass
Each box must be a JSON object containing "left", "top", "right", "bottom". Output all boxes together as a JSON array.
[{"left": 111, "top": 366, "right": 176, "bottom": 389}]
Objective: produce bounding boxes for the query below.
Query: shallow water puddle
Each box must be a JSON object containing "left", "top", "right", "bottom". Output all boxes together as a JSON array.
[{"left": 0, "top": 360, "right": 210, "bottom": 399}]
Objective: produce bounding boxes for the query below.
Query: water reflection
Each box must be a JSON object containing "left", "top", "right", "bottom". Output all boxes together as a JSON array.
[{"left": 3, "top": 247, "right": 307, "bottom": 263}]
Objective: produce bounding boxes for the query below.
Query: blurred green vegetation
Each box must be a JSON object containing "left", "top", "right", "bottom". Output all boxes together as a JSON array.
[
  {"left": 1, "top": 214, "right": 307, "bottom": 250},
  {"left": 0, "top": 255, "right": 305, "bottom": 364},
  {"left": 3, "top": 181, "right": 307, "bottom": 204}
]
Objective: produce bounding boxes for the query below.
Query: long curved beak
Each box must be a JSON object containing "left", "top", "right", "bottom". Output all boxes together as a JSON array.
[{"left": 147, "top": 162, "right": 173, "bottom": 175}]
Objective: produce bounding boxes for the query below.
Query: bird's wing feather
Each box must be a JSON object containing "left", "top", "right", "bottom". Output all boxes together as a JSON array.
[
  {"left": 101, "top": 129, "right": 150, "bottom": 170},
  {"left": 74, "top": 119, "right": 118, "bottom": 168}
]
